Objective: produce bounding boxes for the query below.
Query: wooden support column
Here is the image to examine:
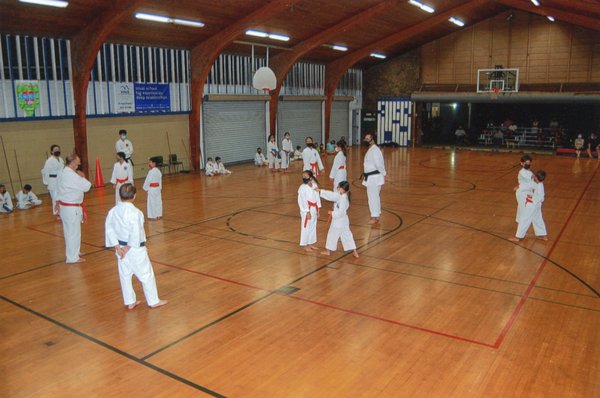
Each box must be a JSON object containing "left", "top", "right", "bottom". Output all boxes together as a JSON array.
[
  {"left": 70, "top": 1, "right": 144, "bottom": 176},
  {"left": 188, "top": 0, "right": 300, "bottom": 171},
  {"left": 323, "top": 0, "right": 491, "bottom": 142}
]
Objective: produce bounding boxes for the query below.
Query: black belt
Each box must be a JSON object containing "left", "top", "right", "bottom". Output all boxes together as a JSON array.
[
  {"left": 118, "top": 240, "right": 145, "bottom": 247},
  {"left": 126, "top": 157, "right": 135, "bottom": 166},
  {"left": 362, "top": 170, "right": 380, "bottom": 181},
  {"left": 49, "top": 174, "right": 57, "bottom": 178}
]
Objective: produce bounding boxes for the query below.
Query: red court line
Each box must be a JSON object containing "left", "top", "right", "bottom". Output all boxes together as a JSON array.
[{"left": 493, "top": 163, "right": 600, "bottom": 349}]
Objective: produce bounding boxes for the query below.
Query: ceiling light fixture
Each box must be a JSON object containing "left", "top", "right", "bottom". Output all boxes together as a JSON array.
[
  {"left": 268, "top": 33, "right": 290, "bottom": 42},
  {"left": 546, "top": 16, "right": 555, "bottom": 22},
  {"left": 18, "top": 0, "right": 68, "bottom": 8},
  {"left": 408, "top": 0, "right": 435, "bottom": 14},
  {"left": 135, "top": 12, "right": 205, "bottom": 28},
  {"left": 449, "top": 17, "right": 465, "bottom": 27},
  {"left": 246, "top": 30, "right": 290, "bottom": 42},
  {"left": 531, "top": 0, "right": 540, "bottom": 6},
  {"left": 332, "top": 44, "right": 348, "bottom": 52},
  {"left": 246, "top": 29, "right": 269, "bottom": 38},
  {"left": 370, "top": 52, "right": 386, "bottom": 59}
]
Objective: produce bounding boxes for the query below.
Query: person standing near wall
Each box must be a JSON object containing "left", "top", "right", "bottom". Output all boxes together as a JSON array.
[
  {"left": 115, "top": 129, "right": 134, "bottom": 167},
  {"left": 41, "top": 144, "right": 65, "bottom": 217},
  {"left": 362, "top": 133, "right": 386, "bottom": 225},
  {"left": 55, "top": 154, "right": 91, "bottom": 264}
]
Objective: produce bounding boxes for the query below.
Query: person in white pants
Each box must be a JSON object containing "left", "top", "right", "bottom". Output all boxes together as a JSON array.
[
  {"left": 298, "top": 170, "right": 321, "bottom": 252},
  {"left": 142, "top": 157, "right": 162, "bottom": 220},
  {"left": 281, "top": 131, "right": 293, "bottom": 172},
  {"left": 302, "top": 136, "right": 324, "bottom": 176},
  {"left": 510, "top": 170, "right": 548, "bottom": 242},
  {"left": 55, "top": 154, "right": 91, "bottom": 264},
  {"left": 318, "top": 180, "right": 359, "bottom": 258},
  {"left": 0, "top": 184, "right": 13, "bottom": 213},
  {"left": 105, "top": 183, "right": 167, "bottom": 309},
  {"left": 110, "top": 152, "right": 134, "bottom": 205},
  {"left": 267, "top": 134, "right": 281, "bottom": 172},
  {"left": 16, "top": 184, "right": 42, "bottom": 209},
  {"left": 329, "top": 140, "right": 347, "bottom": 189},
  {"left": 362, "top": 133, "right": 387, "bottom": 224},
  {"left": 41, "top": 144, "right": 65, "bottom": 216},
  {"left": 514, "top": 155, "right": 534, "bottom": 223}
]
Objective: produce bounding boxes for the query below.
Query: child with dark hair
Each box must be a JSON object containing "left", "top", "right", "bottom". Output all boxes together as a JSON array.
[
  {"left": 318, "top": 181, "right": 359, "bottom": 258},
  {"left": 510, "top": 170, "right": 548, "bottom": 242},
  {"left": 105, "top": 183, "right": 168, "bottom": 310},
  {"left": 215, "top": 156, "right": 232, "bottom": 175},
  {"left": 142, "top": 157, "right": 162, "bottom": 220},
  {"left": 329, "top": 140, "right": 347, "bottom": 189},
  {"left": 298, "top": 170, "right": 321, "bottom": 252},
  {"left": 514, "top": 154, "right": 533, "bottom": 223},
  {"left": 255, "top": 148, "right": 267, "bottom": 166},
  {"left": 16, "top": 184, "right": 42, "bottom": 209},
  {"left": 205, "top": 157, "right": 217, "bottom": 176},
  {"left": 110, "top": 151, "right": 133, "bottom": 204},
  {"left": 0, "top": 184, "right": 13, "bottom": 213}
]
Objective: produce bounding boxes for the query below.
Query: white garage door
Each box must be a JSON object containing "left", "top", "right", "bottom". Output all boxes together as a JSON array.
[{"left": 278, "top": 101, "right": 322, "bottom": 142}]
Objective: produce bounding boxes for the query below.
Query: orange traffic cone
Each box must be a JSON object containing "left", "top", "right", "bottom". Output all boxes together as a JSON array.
[{"left": 94, "top": 156, "right": 105, "bottom": 187}]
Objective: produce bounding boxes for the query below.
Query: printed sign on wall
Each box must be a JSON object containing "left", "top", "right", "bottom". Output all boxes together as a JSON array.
[
  {"left": 134, "top": 83, "right": 170, "bottom": 112},
  {"left": 115, "top": 83, "right": 134, "bottom": 113},
  {"left": 15, "top": 80, "right": 40, "bottom": 116}
]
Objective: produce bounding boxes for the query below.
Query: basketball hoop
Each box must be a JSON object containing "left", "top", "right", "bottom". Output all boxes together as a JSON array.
[
  {"left": 490, "top": 87, "right": 500, "bottom": 100},
  {"left": 252, "top": 66, "right": 277, "bottom": 92}
]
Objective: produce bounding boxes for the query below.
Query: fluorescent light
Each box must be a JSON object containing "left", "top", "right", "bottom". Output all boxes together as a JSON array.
[
  {"left": 449, "top": 17, "right": 465, "bottom": 27},
  {"left": 408, "top": 0, "right": 435, "bottom": 14},
  {"left": 173, "top": 18, "right": 205, "bottom": 28},
  {"left": 246, "top": 29, "right": 268, "bottom": 38},
  {"left": 547, "top": 16, "right": 555, "bottom": 21},
  {"left": 18, "top": 0, "right": 68, "bottom": 8},
  {"left": 370, "top": 52, "right": 386, "bottom": 59},
  {"left": 136, "top": 13, "right": 170, "bottom": 23},
  {"left": 332, "top": 44, "right": 348, "bottom": 52},
  {"left": 268, "top": 33, "right": 290, "bottom": 42},
  {"left": 531, "top": 0, "right": 540, "bottom": 5}
]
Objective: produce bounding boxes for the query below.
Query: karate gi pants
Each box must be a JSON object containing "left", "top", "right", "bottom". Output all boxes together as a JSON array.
[
  {"left": 366, "top": 184, "right": 382, "bottom": 218},
  {"left": 300, "top": 210, "right": 318, "bottom": 246},
  {"left": 60, "top": 205, "right": 83, "bottom": 263},
  {"left": 49, "top": 189, "right": 58, "bottom": 215},
  {"left": 515, "top": 190, "right": 528, "bottom": 223},
  {"left": 117, "top": 246, "right": 160, "bottom": 306},
  {"left": 515, "top": 203, "right": 547, "bottom": 238},
  {"left": 325, "top": 227, "right": 356, "bottom": 252},
  {"left": 147, "top": 189, "right": 162, "bottom": 218}
]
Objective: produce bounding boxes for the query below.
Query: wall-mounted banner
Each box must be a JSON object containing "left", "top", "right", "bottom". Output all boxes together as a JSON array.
[
  {"left": 115, "top": 82, "right": 135, "bottom": 113},
  {"left": 134, "top": 83, "right": 170, "bottom": 112},
  {"left": 15, "top": 80, "right": 41, "bottom": 116}
]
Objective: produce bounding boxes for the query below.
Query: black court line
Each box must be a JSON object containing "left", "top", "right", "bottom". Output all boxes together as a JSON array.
[
  {"left": 528, "top": 296, "right": 600, "bottom": 313},
  {"left": 0, "top": 295, "right": 226, "bottom": 398}
]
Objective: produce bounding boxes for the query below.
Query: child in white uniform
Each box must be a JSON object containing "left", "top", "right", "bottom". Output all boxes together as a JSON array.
[
  {"left": 514, "top": 155, "right": 534, "bottom": 223},
  {"left": 302, "top": 136, "right": 324, "bottom": 176},
  {"left": 298, "top": 170, "right": 321, "bottom": 252},
  {"left": 255, "top": 148, "right": 267, "bottom": 166},
  {"left": 329, "top": 140, "right": 347, "bottom": 189},
  {"left": 0, "top": 184, "right": 13, "bottom": 213},
  {"left": 319, "top": 181, "right": 359, "bottom": 258},
  {"left": 142, "top": 157, "right": 162, "bottom": 220},
  {"left": 41, "top": 144, "right": 64, "bottom": 216},
  {"left": 510, "top": 170, "right": 548, "bottom": 242},
  {"left": 267, "top": 135, "right": 281, "bottom": 172},
  {"left": 281, "top": 132, "right": 293, "bottom": 172},
  {"left": 214, "top": 157, "right": 232, "bottom": 175},
  {"left": 16, "top": 184, "right": 42, "bottom": 209},
  {"left": 293, "top": 145, "right": 303, "bottom": 161},
  {"left": 105, "top": 183, "right": 168, "bottom": 310},
  {"left": 205, "top": 157, "right": 217, "bottom": 176},
  {"left": 110, "top": 152, "right": 133, "bottom": 204}
]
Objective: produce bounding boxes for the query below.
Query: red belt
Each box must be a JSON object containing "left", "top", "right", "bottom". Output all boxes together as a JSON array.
[
  {"left": 58, "top": 200, "right": 87, "bottom": 223},
  {"left": 304, "top": 201, "right": 319, "bottom": 228},
  {"left": 310, "top": 162, "right": 319, "bottom": 176},
  {"left": 116, "top": 177, "right": 128, "bottom": 184},
  {"left": 525, "top": 195, "right": 533, "bottom": 204},
  {"left": 149, "top": 182, "right": 159, "bottom": 188},
  {"left": 338, "top": 165, "right": 345, "bottom": 170}
]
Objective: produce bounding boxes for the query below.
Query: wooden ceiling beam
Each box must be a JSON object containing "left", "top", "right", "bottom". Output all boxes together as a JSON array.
[
  {"left": 70, "top": 0, "right": 145, "bottom": 176},
  {"left": 188, "top": 0, "right": 300, "bottom": 170},
  {"left": 544, "top": 0, "right": 600, "bottom": 16},
  {"left": 323, "top": 0, "right": 491, "bottom": 142},
  {"left": 495, "top": 0, "right": 600, "bottom": 31},
  {"left": 267, "top": 0, "right": 400, "bottom": 137}
]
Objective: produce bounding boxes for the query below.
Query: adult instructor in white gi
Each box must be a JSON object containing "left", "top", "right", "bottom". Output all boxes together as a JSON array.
[
  {"left": 55, "top": 154, "right": 92, "bottom": 263},
  {"left": 362, "top": 133, "right": 386, "bottom": 224}
]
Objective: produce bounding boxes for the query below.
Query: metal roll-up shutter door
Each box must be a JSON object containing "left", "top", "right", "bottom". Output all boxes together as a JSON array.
[
  {"left": 278, "top": 101, "right": 322, "bottom": 140},
  {"left": 330, "top": 101, "right": 350, "bottom": 144},
  {"left": 203, "top": 101, "right": 266, "bottom": 164}
]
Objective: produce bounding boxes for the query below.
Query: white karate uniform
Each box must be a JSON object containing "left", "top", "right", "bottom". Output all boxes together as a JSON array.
[
  {"left": 298, "top": 182, "right": 321, "bottom": 246},
  {"left": 105, "top": 202, "right": 161, "bottom": 307},
  {"left": 254, "top": 152, "right": 267, "bottom": 166},
  {"left": 142, "top": 167, "right": 162, "bottom": 219},
  {"left": 302, "top": 147, "right": 324, "bottom": 175},
  {"left": 16, "top": 190, "right": 42, "bottom": 209},
  {"left": 515, "top": 181, "right": 547, "bottom": 238},
  {"left": 56, "top": 167, "right": 92, "bottom": 263},
  {"left": 115, "top": 138, "right": 134, "bottom": 160},
  {"left": 41, "top": 155, "right": 65, "bottom": 215},
  {"left": 320, "top": 190, "right": 356, "bottom": 252},
  {"left": 205, "top": 161, "right": 217, "bottom": 176},
  {"left": 515, "top": 167, "right": 534, "bottom": 222},
  {"left": 329, "top": 151, "right": 347, "bottom": 189},
  {"left": 215, "top": 162, "right": 232, "bottom": 175},
  {"left": 362, "top": 144, "right": 386, "bottom": 218},
  {"left": 268, "top": 141, "right": 280, "bottom": 169},
  {"left": 293, "top": 149, "right": 303, "bottom": 161},
  {"left": 281, "top": 138, "right": 293, "bottom": 169},
  {"left": 110, "top": 161, "right": 134, "bottom": 204},
  {"left": 0, "top": 191, "right": 13, "bottom": 213}
]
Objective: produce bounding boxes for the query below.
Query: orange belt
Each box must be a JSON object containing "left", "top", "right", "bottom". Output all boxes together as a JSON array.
[
  {"left": 116, "top": 177, "right": 128, "bottom": 184},
  {"left": 304, "top": 201, "right": 319, "bottom": 228},
  {"left": 310, "top": 162, "right": 319, "bottom": 176},
  {"left": 58, "top": 200, "right": 87, "bottom": 223},
  {"left": 149, "top": 182, "right": 160, "bottom": 188},
  {"left": 338, "top": 165, "right": 345, "bottom": 170}
]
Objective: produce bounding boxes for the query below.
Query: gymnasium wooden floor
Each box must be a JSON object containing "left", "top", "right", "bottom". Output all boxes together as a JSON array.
[{"left": 1, "top": 147, "right": 599, "bottom": 397}]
